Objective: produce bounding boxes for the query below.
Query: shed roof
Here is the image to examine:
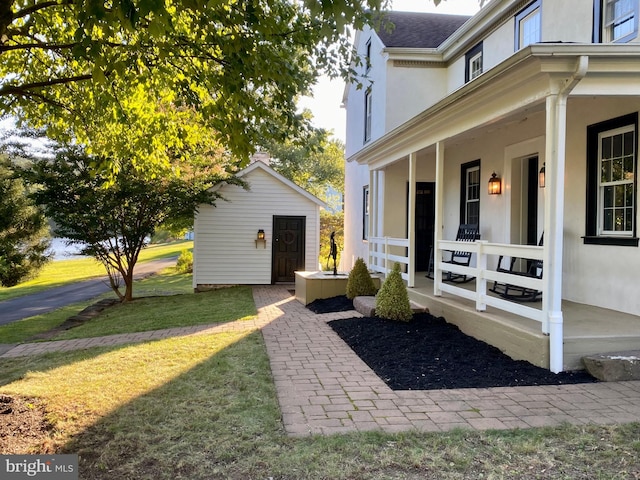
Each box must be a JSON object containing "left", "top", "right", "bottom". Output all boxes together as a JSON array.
[{"left": 375, "top": 11, "right": 471, "bottom": 48}]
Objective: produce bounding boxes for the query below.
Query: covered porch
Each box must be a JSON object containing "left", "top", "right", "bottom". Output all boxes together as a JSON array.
[{"left": 353, "top": 45, "right": 640, "bottom": 372}]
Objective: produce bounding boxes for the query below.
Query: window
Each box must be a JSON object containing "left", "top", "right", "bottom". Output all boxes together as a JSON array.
[
  {"left": 602, "top": 0, "right": 638, "bottom": 42},
  {"left": 364, "top": 88, "right": 372, "bottom": 143},
  {"left": 460, "top": 160, "right": 481, "bottom": 226},
  {"left": 515, "top": 1, "right": 541, "bottom": 50},
  {"left": 365, "top": 39, "right": 372, "bottom": 72},
  {"left": 363, "top": 185, "right": 370, "bottom": 240},
  {"left": 585, "top": 112, "right": 639, "bottom": 246},
  {"left": 465, "top": 42, "right": 483, "bottom": 82}
]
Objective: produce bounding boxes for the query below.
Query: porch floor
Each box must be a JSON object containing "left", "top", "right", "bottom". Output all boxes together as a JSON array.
[{"left": 408, "top": 273, "right": 640, "bottom": 371}]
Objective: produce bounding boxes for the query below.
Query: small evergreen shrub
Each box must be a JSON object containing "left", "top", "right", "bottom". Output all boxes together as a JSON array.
[
  {"left": 175, "top": 249, "right": 193, "bottom": 274},
  {"left": 345, "top": 257, "right": 378, "bottom": 299},
  {"left": 375, "top": 263, "right": 413, "bottom": 322}
]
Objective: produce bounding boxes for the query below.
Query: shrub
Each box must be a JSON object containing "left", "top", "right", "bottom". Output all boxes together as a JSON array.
[
  {"left": 375, "top": 263, "right": 413, "bottom": 322},
  {"left": 345, "top": 257, "right": 378, "bottom": 299},
  {"left": 175, "top": 249, "right": 193, "bottom": 274}
]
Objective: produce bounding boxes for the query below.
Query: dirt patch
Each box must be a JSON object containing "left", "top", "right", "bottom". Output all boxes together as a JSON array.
[{"left": 0, "top": 394, "right": 54, "bottom": 454}]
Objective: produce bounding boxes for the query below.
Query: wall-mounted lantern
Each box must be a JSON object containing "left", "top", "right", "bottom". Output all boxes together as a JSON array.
[
  {"left": 488, "top": 172, "right": 502, "bottom": 195},
  {"left": 255, "top": 229, "right": 266, "bottom": 248},
  {"left": 539, "top": 163, "right": 546, "bottom": 188}
]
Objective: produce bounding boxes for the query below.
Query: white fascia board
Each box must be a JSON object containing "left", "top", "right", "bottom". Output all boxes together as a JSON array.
[
  {"left": 347, "top": 44, "right": 640, "bottom": 167},
  {"left": 438, "top": 0, "right": 514, "bottom": 62}
]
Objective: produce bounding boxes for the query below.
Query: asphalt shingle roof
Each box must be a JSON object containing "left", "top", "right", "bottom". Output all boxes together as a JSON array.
[{"left": 375, "top": 11, "right": 471, "bottom": 48}]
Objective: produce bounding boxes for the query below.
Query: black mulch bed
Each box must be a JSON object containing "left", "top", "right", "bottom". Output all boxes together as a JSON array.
[
  {"left": 306, "top": 295, "right": 354, "bottom": 314},
  {"left": 310, "top": 297, "right": 598, "bottom": 391}
]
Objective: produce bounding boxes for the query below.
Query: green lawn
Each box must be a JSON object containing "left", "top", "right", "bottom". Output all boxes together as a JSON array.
[
  {"left": 0, "top": 240, "right": 192, "bottom": 302},
  {"left": 0, "top": 271, "right": 639, "bottom": 478}
]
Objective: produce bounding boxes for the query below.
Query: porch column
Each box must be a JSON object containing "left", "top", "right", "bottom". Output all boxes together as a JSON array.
[
  {"left": 368, "top": 169, "right": 376, "bottom": 269},
  {"left": 544, "top": 56, "right": 588, "bottom": 374},
  {"left": 408, "top": 153, "right": 417, "bottom": 287},
  {"left": 434, "top": 141, "right": 445, "bottom": 296},
  {"left": 543, "top": 93, "right": 563, "bottom": 373}
]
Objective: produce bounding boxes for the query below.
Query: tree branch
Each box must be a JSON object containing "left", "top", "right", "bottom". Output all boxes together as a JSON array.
[{"left": 0, "top": 74, "right": 92, "bottom": 97}]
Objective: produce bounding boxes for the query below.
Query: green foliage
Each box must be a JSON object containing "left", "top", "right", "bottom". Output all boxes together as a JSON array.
[
  {"left": 18, "top": 146, "right": 240, "bottom": 301},
  {"left": 320, "top": 211, "right": 344, "bottom": 270},
  {"left": 346, "top": 257, "right": 377, "bottom": 299},
  {"left": 175, "top": 249, "right": 193, "bottom": 274},
  {"left": 1, "top": 0, "right": 389, "bottom": 174},
  {"left": 0, "top": 157, "right": 51, "bottom": 287},
  {"left": 264, "top": 126, "right": 345, "bottom": 210},
  {"left": 375, "top": 263, "right": 413, "bottom": 322}
]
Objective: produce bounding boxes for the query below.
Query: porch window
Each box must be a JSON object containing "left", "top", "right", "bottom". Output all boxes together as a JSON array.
[
  {"left": 603, "top": 0, "right": 638, "bottom": 42},
  {"left": 363, "top": 185, "right": 370, "bottom": 241},
  {"left": 585, "top": 112, "right": 639, "bottom": 246},
  {"left": 461, "top": 160, "right": 480, "bottom": 226},
  {"left": 364, "top": 88, "right": 372, "bottom": 143},
  {"left": 515, "top": 1, "right": 541, "bottom": 50},
  {"left": 465, "top": 42, "right": 483, "bottom": 82}
]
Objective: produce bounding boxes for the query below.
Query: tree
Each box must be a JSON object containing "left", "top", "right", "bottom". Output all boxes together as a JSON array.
[
  {"left": 1, "top": 1, "right": 389, "bottom": 173},
  {"left": 0, "top": 157, "right": 51, "bottom": 287},
  {"left": 19, "top": 144, "right": 241, "bottom": 302}
]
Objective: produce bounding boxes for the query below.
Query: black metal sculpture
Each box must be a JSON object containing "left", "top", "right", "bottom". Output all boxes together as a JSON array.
[{"left": 328, "top": 231, "right": 338, "bottom": 275}]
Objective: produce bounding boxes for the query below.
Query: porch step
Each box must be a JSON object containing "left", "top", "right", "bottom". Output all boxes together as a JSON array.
[
  {"left": 582, "top": 351, "right": 640, "bottom": 381},
  {"left": 353, "top": 296, "right": 428, "bottom": 318}
]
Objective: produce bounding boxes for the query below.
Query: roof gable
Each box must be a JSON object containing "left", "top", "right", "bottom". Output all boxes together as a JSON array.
[
  {"left": 375, "top": 11, "right": 471, "bottom": 48},
  {"left": 237, "top": 161, "right": 327, "bottom": 208}
]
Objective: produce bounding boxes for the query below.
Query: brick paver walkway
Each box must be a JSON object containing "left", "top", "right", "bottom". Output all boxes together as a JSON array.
[
  {"left": 253, "top": 286, "right": 640, "bottom": 436},
  {"left": 3, "top": 285, "right": 640, "bottom": 437}
]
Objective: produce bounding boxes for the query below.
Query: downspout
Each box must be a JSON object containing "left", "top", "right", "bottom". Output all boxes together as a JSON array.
[{"left": 546, "top": 55, "right": 589, "bottom": 373}]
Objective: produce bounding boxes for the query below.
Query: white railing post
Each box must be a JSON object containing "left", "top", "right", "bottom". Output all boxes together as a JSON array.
[
  {"left": 384, "top": 236, "right": 389, "bottom": 277},
  {"left": 476, "top": 241, "right": 487, "bottom": 311}
]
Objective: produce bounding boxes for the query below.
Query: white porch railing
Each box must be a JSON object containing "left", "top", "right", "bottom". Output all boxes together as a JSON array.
[
  {"left": 436, "top": 240, "right": 545, "bottom": 326},
  {"left": 368, "top": 236, "right": 410, "bottom": 281},
  {"left": 368, "top": 237, "right": 546, "bottom": 327}
]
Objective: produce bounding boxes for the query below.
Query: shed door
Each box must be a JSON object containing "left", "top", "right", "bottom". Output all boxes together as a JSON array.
[{"left": 272, "top": 216, "right": 305, "bottom": 283}]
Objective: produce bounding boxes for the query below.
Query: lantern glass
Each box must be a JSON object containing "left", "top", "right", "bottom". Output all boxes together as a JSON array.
[{"left": 488, "top": 173, "right": 501, "bottom": 195}]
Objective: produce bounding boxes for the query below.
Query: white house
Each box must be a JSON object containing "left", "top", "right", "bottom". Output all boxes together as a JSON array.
[
  {"left": 343, "top": 0, "right": 640, "bottom": 372},
  {"left": 193, "top": 158, "right": 325, "bottom": 289}
]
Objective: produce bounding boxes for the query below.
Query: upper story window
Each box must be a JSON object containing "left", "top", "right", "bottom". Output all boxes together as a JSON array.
[
  {"left": 365, "top": 39, "right": 372, "bottom": 72},
  {"left": 364, "top": 88, "right": 372, "bottom": 143},
  {"left": 465, "top": 42, "right": 483, "bottom": 82},
  {"left": 604, "top": 0, "right": 638, "bottom": 42},
  {"left": 515, "top": 1, "right": 542, "bottom": 50},
  {"left": 585, "top": 112, "right": 638, "bottom": 246}
]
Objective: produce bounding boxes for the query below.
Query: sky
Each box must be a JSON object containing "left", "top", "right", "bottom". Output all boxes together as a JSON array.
[{"left": 297, "top": 0, "right": 482, "bottom": 143}]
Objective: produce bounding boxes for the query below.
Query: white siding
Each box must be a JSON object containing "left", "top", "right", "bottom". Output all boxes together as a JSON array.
[{"left": 194, "top": 166, "right": 320, "bottom": 286}]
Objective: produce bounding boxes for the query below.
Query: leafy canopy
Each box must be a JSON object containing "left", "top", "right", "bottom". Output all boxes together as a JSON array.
[{"left": 1, "top": 0, "right": 389, "bottom": 173}]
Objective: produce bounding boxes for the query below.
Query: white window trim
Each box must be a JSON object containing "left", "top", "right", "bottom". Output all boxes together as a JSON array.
[
  {"left": 364, "top": 88, "right": 372, "bottom": 143},
  {"left": 515, "top": 1, "right": 542, "bottom": 50},
  {"left": 465, "top": 165, "right": 480, "bottom": 225},
  {"left": 597, "top": 124, "right": 636, "bottom": 236},
  {"left": 469, "top": 52, "right": 483, "bottom": 80},
  {"left": 603, "top": 0, "right": 639, "bottom": 43}
]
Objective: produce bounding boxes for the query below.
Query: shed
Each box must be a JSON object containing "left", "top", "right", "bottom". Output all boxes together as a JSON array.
[{"left": 193, "top": 159, "right": 326, "bottom": 289}]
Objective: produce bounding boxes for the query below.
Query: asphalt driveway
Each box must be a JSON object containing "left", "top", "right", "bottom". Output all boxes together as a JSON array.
[{"left": 0, "top": 258, "right": 177, "bottom": 326}]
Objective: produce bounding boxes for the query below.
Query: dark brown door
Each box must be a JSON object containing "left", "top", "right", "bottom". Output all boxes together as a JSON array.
[{"left": 272, "top": 216, "right": 305, "bottom": 283}]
